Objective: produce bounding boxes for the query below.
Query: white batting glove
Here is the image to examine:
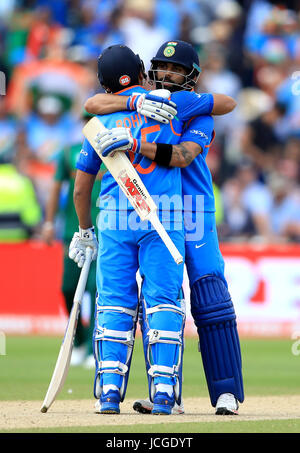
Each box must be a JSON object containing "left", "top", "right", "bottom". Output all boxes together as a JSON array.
[
  {"left": 69, "top": 226, "right": 98, "bottom": 268},
  {"left": 94, "top": 127, "right": 141, "bottom": 157},
  {"left": 127, "top": 92, "right": 177, "bottom": 124}
]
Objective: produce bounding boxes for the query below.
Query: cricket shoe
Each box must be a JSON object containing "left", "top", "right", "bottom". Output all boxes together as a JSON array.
[
  {"left": 96, "top": 390, "right": 120, "bottom": 414},
  {"left": 152, "top": 392, "right": 175, "bottom": 415},
  {"left": 133, "top": 398, "right": 184, "bottom": 415},
  {"left": 215, "top": 393, "right": 239, "bottom": 415}
]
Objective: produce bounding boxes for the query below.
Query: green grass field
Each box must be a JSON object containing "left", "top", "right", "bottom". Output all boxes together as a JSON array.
[{"left": 1, "top": 335, "right": 300, "bottom": 433}]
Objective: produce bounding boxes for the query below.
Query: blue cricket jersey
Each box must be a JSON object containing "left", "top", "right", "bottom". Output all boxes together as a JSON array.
[
  {"left": 76, "top": 86, "right": 214, "bottom": 212},
  {"left": 180, "top": 115, "right": 215, "bottom": 213}
]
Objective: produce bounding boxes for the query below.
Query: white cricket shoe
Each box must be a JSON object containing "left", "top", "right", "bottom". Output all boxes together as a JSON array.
[
  {"left": 215, "top": 393, "right": 239, "bottom": 415},
  {"left": 70, "top": 345, "right": 86, "bottom": 366},
  {"left": 95, "top": 400, "right": 101, "bottom": 413},
  {"left": 133, "top": 398, "right": 184, "bottom": 415}
]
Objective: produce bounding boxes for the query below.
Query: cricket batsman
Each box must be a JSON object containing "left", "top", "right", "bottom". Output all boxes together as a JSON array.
[{"left": 87, "top": 40, "right": 244, "bottom": 415}]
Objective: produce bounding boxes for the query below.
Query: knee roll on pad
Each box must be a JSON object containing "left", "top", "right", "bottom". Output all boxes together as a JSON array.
[
  {"left": 139, "top": 288, "right": 186, "bottom": 405},
  {"left": 190, "top": 275, "right": 244, "bottom": 406},
  {"left": 93, "top": 303, "right": 138, "bottom": 401}
]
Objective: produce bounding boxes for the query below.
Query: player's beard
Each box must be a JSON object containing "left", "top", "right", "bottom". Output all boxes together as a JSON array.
[{"left": 155, "top": 76, "right": 184, "bottom": 92}]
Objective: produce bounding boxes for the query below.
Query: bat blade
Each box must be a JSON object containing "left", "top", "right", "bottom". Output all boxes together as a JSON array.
[
  {"left": 40, "top": 248, "right": 93, "bottom": 413},
  {"left": 40, "top": 300, "right": 80, "bottom": 413}
]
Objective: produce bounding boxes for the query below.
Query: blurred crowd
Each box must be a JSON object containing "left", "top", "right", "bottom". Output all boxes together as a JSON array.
[{"left": 0, "top": 0, "right": 300, "bottom": 243}]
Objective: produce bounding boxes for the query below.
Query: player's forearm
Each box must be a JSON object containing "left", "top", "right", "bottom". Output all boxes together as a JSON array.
[
  {"left": 139, "top": 141, "right": 201, "bottom": 168},
  {"left": 74, "top": 193, "right": 93, "bottom": 229},
  {"left": 169, "top": 141, "right": 202, "bottom": 167},
  {"left": 138, "top": 142, "right": 157, "bottom": 161},
  {"left": 212, "top": 94, "right": 237, "bottom": 115},
  {"left": 73, "top": 170, "right": 96, "bottom": 229},
  {"left": 84, "top": 94, "right": 128, "bottom": 115},
  {"left": 73, "top": 190, "right": 93, "bottom": 229}
]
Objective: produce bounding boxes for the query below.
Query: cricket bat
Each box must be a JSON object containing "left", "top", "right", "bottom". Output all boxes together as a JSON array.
[
  {"left": 83, "top": 116, "right": 183, "bottom": 265},
  {"left": 40, "top": 247, "right": 93, "bottom": 413}
]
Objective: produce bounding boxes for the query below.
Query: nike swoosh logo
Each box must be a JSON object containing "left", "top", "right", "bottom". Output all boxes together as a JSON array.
[{"left": 195, "top": 243, "right": 206, "bottom": 249}]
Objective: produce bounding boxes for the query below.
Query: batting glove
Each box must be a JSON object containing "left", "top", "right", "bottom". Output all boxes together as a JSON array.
[
  {"left": 95, "top": 127, "right": 141, "bottom": 157},
  {"left": 69, "top": 226, "right": 98, "bottom": 268},
  {"left": 127, "top": 92, "right": 177, "bottom": 124}
]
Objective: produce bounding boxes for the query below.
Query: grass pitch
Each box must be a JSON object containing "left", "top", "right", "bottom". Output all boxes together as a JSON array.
[{"left": 0, "top": 335, "right": 299, "bottom": 433}]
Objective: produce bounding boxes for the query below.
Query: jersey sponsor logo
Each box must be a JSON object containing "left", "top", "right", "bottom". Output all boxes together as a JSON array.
[
  {"left": 163, "top": 46, "right": 176, "bottom": 57},
  {"left": 119, "top": 75, "right": 131, "bottom": 86},
  {"left": 190, "top": 129, "right": 208, "bottom": 139},
  {"left": 80, "top": 149, "right": 88, "bottom": 156}
]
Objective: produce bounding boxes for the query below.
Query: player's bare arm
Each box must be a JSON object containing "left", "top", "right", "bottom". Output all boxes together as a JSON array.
[
  {"left": 85, "top": 94, "right": 127, "bottom": 114},
  {"left": 85, "top": 92, "right": 236, "bottom": 117},
  {"left": 135, "top": 140, "right": 202, "bottom": 168},
  {"left": 211, "top": 94, "right": 236, "bottom": 115},
  {"left": 73, "top": 170, "right": 96, "bottom": 229},
  {"left": 169, "top": 141, "right": 202, "bottom": 167}
]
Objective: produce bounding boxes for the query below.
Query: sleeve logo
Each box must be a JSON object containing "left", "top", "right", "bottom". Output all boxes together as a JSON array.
[{"left": 190, "top": 130, "right": 208, "bottom": 139}]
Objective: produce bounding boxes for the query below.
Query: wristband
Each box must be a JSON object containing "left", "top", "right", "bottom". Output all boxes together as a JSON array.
[
  {"left": 132, "top": 138, "right": 141, "bottom": 153},
  {"left": 153, "top": 143, "right": 173, "bottom": 167},
  {"left": 79, "top": 225, "right": 95, "bottom": 238},
  {"left": 126, "top": 94, "right": 140, "bottom": 111}
]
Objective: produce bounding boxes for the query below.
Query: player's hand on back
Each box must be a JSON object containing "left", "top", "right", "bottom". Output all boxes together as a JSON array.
[
  {"left": 95, "top": 127, "right": 141, "bottom": 157},
  {"left": 127, "top": 91, "right": 177, "bottom": 124},
  {"left": 69, "top": 226, "right": 98, "bottom": 268}
]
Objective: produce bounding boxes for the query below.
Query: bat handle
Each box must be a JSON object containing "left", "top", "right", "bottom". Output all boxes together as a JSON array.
[{"left": 148, "top": 213, "right": 184, "bottom": 265}]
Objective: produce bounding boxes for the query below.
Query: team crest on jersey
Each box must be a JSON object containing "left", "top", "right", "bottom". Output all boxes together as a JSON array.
[
  {"left": 119, "top": 75, "right": 131, "bottom": 86},
  {"left": 163, "top": 46, "right": 176, "bottom": 57}
]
